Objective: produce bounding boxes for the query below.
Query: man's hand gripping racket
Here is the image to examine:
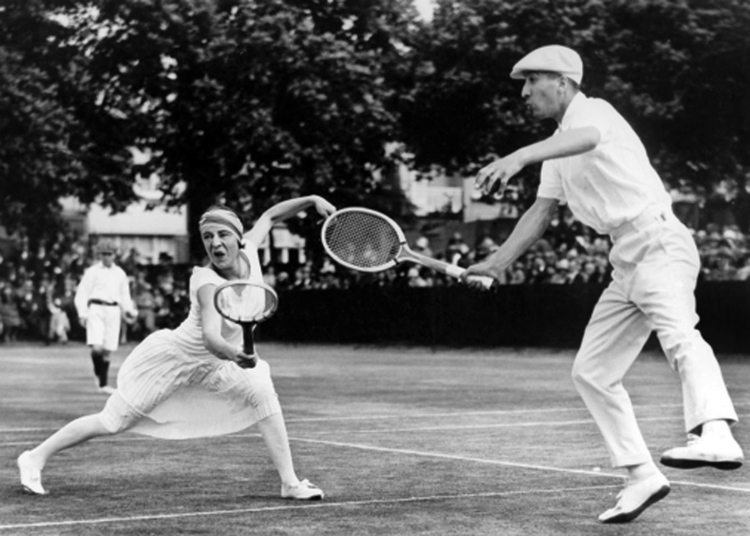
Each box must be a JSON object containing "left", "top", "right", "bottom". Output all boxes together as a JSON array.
[
  {"left": 321, "top": 207, "right": 495, "bottom": 289},
  {"left": 214, "top": 280, "right": 279, "bottom": 369}
]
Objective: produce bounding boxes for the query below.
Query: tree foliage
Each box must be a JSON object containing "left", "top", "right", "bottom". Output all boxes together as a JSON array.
[
  {"left": 0, "top": 0, "right": 96, "bottom": 242},
  {"left": 2, "top": 0, "right": 750, "bottom": 254},
  {"left": 399, "top": 0, "right": 750, "bottom": 192},
  {"left": 2, "top": 0, "right": 420, "bottom": 256},
  {"left": 77, "top": 0, "right": 420, "bottom": 256}
]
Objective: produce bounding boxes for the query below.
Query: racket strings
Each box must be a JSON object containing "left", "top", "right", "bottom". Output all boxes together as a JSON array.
[
  {"left": 324, "top": 212, "right": 401, "bottom": 269},
  {"left": 215, "top": 284, "right": 278, "bottom": 323}
]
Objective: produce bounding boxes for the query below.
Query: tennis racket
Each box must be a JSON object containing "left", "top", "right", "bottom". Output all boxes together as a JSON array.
[
  {"left": 213, "top": 280, "right": 279, "bottom": 369},
  {"left": 321, "top": 207, "right": 494, "bottom": 288}
]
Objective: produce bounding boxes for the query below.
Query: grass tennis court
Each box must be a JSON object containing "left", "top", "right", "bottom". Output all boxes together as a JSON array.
[{"left": 1, "top": 342, "right": 749, "bottom": 535}]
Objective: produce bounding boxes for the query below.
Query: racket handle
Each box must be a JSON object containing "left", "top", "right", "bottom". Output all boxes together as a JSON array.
[
  {"left": 241, "top": 324, "right": 258, "bottom": 368},
  {"left": 237, "top": 355, "right": 257, "bottom": 369},
  {"left": 445, "top": 264, "right": 494, "bottom": 289},
  {"left": 444, "top": 263, "right": 465, "bottom": 279},
  {"left": 466, "top": 274, "right": 494, "bottom": 290}
]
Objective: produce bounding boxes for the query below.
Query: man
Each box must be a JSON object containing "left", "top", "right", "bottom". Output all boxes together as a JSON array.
[
  {"left": 74, "top": 240, "right": 137, "bottom": 394},
  {"left": 463, "top": 45, "right": 743, "bottom": 523}
]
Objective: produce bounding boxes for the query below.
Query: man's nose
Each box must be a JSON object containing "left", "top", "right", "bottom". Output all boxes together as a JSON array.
[{"left": 521, "top": 82, "right": 530, "bottom": 98}]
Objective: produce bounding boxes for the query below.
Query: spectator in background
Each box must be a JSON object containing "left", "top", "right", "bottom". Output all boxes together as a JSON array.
[
  {"left": 446, "top": 232, "right": 471, "bottom": 268},
  {"left": 65, "top": 241, "right": 89, "bottom": 281},
  {"left": 274, "top": 270, "right": 293, "bottom": 291},
  {"left": 474, "top": 237, "right": 498, "bottom": 262},
  {"left": 37, "top": 275, "right": 56, "bottom": 343},
  {"left": 549, "top": 259, "right": 570, "bottom": 284},
  {"left": 263, "top": 264, "right": 277, "bottom": 288},
  {"left": 292, "top": 263, "right": 316, "bottom": 290},
  {"left": 152, "top": 290, "right": 172, "bottom": 330},
  {"left": 58, "top": 275, "right": 79, "bottom": 336},
  {"left": 580, "top": 260, "right": 598, "bottom": 284},
  {"left": 74, "top": 240, "right": 138, "bottom": 394},
  {"left": 162, "top": 278, "right": 189, "bottom": 329},
  {"left": 735, "top": 255, "right": 750, "bottom": 281},
  {"left": 1, "top": 286, "right": 21, "bottom": 343},
  {"left": 318, "top": 259, "right": 341, "bottom": 289},
  {"left": 48, "top": 298, "right": 71, "bottom": 344},
  {"left": 15, "top": 278, "right": 42, "bottom": 340},
  {"left": 319, "top": 270, "right": 342, "bottom": 289},
  {"left": 157, "top": 251, "right": 174, "bottom": 267},
  {"left": 406, "top": 267, "right": 430, "bottom": 287},
  {"left": 706, "top": 247, "right": 737, "bottom": 281},
  {"left": 413, "top": 236, "right": 433, "bottom": 258},
  {"left": 591, "top": 252, "right": 612, "bottom": 284},
  {"left": 564, "top": 256, "right": 587, "bottom": 285},
  {"left": 0, "top": 253, "right": 8, "bottom": 280},
  {"left": 134, "top": 279, "right": 157, "bottom": 337},
  {"left": 120, "top": 247, "right": 142, "bottom": 275},
  {"left": 507, "top": 261, "right": 527, "bottom": 284},
  {"left": 526, "top": 254, "right": 547, "bottom": 284},
  {"left": 156, "top": 269, "right": 175, "bottom": 297}
]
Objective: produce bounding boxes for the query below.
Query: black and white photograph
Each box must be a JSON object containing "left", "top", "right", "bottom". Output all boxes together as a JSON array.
[{"left": 1, "top": 1, "right": 749, "bottom": 534}]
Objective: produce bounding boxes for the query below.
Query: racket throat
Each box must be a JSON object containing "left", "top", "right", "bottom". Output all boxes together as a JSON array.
[{"left": 243, "top": 323, "right": 258, "bottom": 356}]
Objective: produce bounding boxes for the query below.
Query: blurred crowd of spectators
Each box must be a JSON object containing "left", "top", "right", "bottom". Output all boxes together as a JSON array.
[
  {"left": 268, "top": 208, "right": 750, "bottom": 290},
  {"left": 0, "top": 232, "right": 190, "bottom": 345},
  {"left": 2, "top": 205, "right": 750, "bottom": 344}
]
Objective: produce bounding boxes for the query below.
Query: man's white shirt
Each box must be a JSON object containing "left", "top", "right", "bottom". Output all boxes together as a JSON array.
[
  {"left": 537, "top": 92, "right": 672, "bottom": 235},
  {"left": 74, "top": 262, "right": 136, "bottom": 320}
]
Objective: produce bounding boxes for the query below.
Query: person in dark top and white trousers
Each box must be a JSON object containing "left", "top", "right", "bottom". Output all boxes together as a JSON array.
[{"left": 74, "top": 239, "right": 137, "bottom": 394}]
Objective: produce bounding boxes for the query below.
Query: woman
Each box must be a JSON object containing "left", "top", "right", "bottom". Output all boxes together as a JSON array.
[{"left": 18, "top": 195, "right": 335, "bottom": 499}]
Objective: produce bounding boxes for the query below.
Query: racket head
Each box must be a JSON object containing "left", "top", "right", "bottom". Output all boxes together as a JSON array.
[
  {"left": 321, "top": 207, "right": 406, "bottom": 273},
  {"left": 213, "top": 280, "right": 279, "bottom": 324}
]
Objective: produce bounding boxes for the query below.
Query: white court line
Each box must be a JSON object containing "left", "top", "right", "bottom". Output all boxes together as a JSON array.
[
  {"left": 0, "top": 415, "right": 678, "bottom": 448},
  {"left": 0, "top": 404, "right": 604, "bottom": 433},
  {"left": 1, "top": 437, "right": 748, "bottom": 530},
  {"left": 294, "top": 416, "right": 675, "bottom": 435},
  {"left": 291, "top": 436, "right": 750, "bottom": 494},
  {"left": 283, "top": 406, "right": 625, "bottom": 422},
  {"left": 0, "top": 418, "right": 600, "bottom": 437},
  {"left": 0, "top": 402, "right": 694, "bottom": 434},
  {"left": 3, "top": 400, "right": 747, "bottom": 431},
  {"left": 2, "top": 413, "right": 747, "bottom": 448},
  {"left": 4, "top": 401, "right": 747, "bottom": 430},
  {"left": 2, "top": 426, "right": 747, "bottom": 494},
  {"left": 0, "top": 484, "right": 619, "bottom": 531},
  {"left": 282, "top": 403, "right": 690, "bottom": 423}
]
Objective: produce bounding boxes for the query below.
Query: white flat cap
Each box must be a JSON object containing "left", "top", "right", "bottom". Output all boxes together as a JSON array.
[{"left": 510, "top": 45, "right": 583, "bottom": 84}]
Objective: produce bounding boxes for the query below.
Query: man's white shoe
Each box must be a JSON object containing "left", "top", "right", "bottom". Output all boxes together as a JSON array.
[
  {"left": 17, "top": 451, "right": 48, "bottom": 495},
  {"left": 598, "top": 472, "right": 670, "bottom": 524},
  {"left": 281, "top": 479, "right": 324, "bottom": 500},
  {"left": 661, "top": 433, "right": 744, "bottom": 470}
]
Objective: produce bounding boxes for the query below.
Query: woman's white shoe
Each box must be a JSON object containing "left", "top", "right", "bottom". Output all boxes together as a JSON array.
[
  {"left": 17, "top": 451, "right": 48, "bottom": 495},
  {"left": 281, "top": 479, "right": 324, "bottom": 500}
]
